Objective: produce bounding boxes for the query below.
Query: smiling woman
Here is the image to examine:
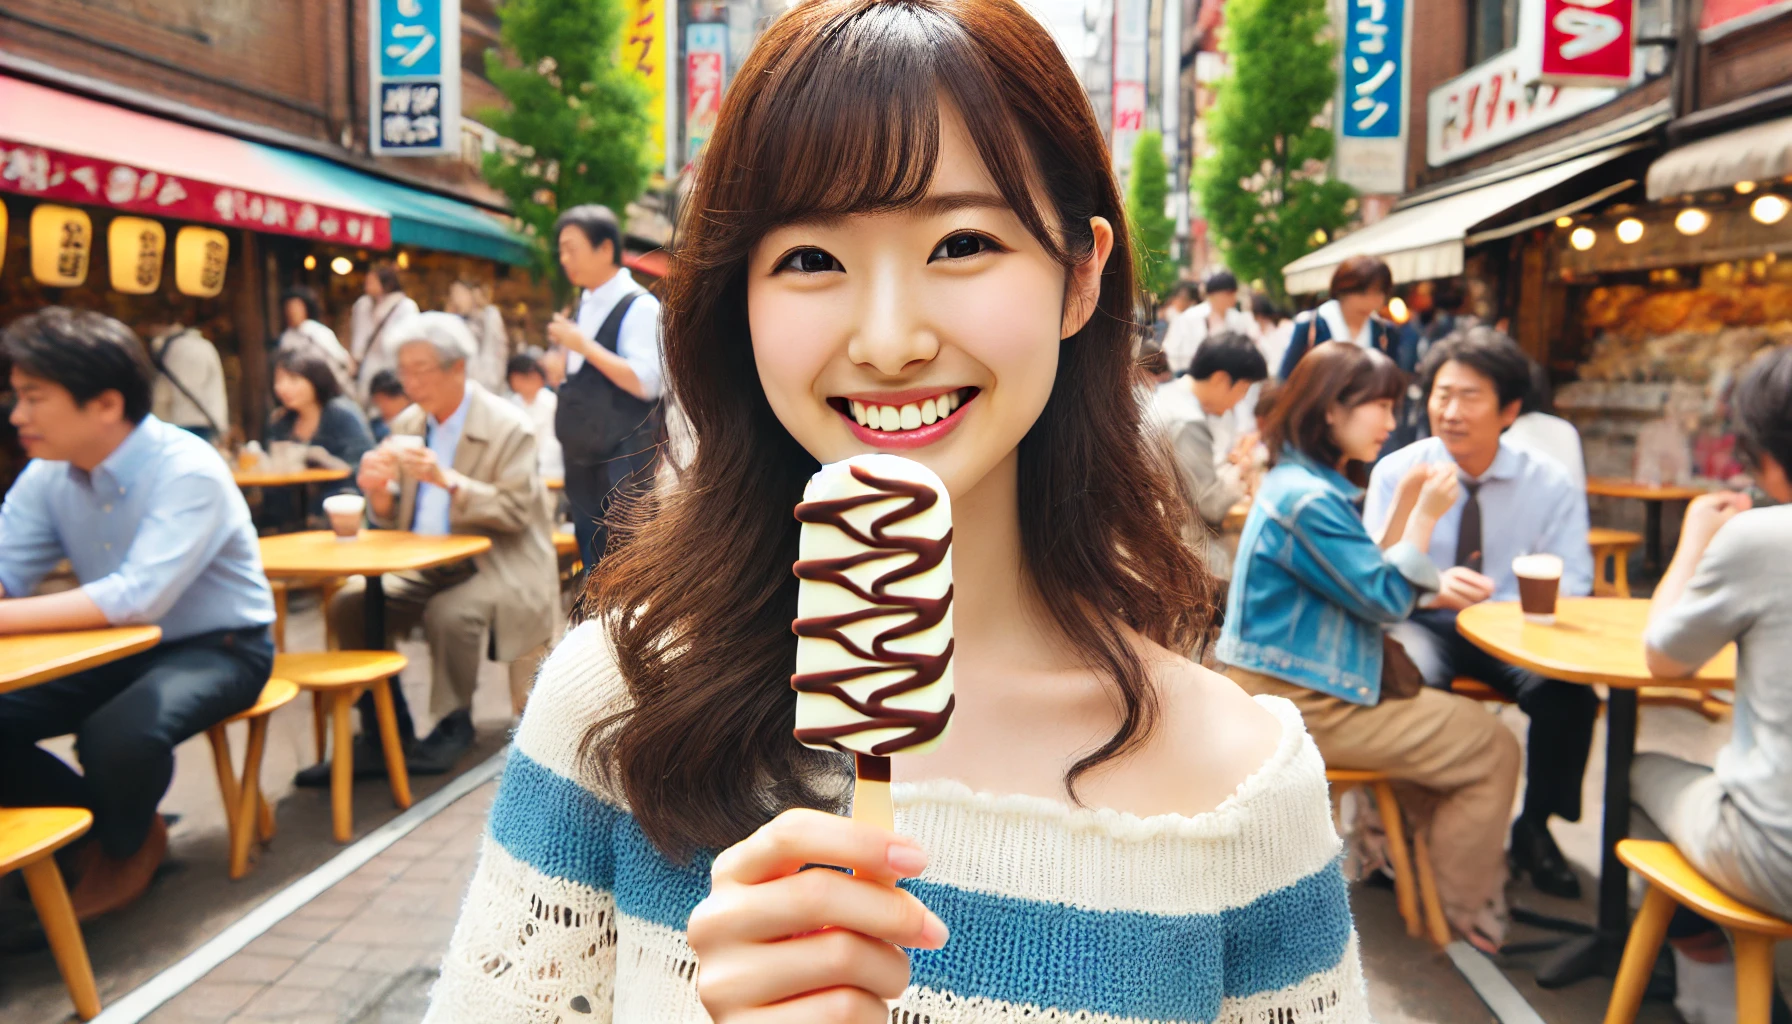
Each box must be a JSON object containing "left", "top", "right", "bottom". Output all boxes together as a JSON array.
[{"left": 425, "top": 1, "right": 1370, "bottom": 1022}]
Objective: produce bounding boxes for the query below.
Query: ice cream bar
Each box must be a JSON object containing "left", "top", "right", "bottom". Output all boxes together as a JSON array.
[{"left": 792, "top": 454, "right": 954, "bottom": 830}]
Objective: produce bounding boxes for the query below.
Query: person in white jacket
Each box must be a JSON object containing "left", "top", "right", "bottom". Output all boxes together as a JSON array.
[
  {"left": 278, "top": 286, "right": 354, "bottom": 395},
  {"left": 1162, "top": 268, "right": 1258, "bottom": 376},
  {"left": 349, "top": 262, "right": 420, "bottom": 406}
]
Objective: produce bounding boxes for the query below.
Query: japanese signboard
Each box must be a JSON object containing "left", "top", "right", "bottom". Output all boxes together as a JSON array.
[
  {"left": 1537, "top": 0, "right": 1634, "bottom": 87},
  {"left": 370, "top": 0, "right": 460, "bottom": 157},
  {"left": 684, "top": 23, "right": 727, "bottom": 166},
  {"left": 1700, "top": 0, "right": 1792, "bottom": 39},
  {"left": 0, "top": 140, "right": 391, "bottom": 247},
  {"left": 1111, "top": 0, "right": 1149, "bottom": 172},
  {"left": 108, "top": 217, "right": 165, "bottom": 295},
  {"left": 622, "top": 0, "right": 672, "bottom": 174},
  {"left": 175, "top": 226, "right": 229, "bottom": 298},
  {"left": 1426, "top": 47, "right": 1621, "bottom": 165},
  {"left": 1336, "top": 0, "right": 1409, "bottom": 194},
  {"left": 30, "top": 204, "right": 90, "bottom": 287}
]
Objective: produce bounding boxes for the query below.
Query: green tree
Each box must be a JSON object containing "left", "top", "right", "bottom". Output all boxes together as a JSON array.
[
  {"left": 478, "top": 0, "right": 656, "bottom": 280},
  {"left": 1194, "top": 0, "right": 1353, "bottom": 300},
  {"left": 1125, "top": 131, "right": 1179, "bottom": 302}
]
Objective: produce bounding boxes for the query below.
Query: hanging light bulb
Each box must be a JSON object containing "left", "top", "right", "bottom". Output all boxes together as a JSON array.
[
  {"left": 1736, "top": 180, "right": 1757, "bottom": 195},
  {"left": 1570, "top": 226, "right": 1597, "bottom": 251},
  {"left": 1616, "top": 218, "right": 1645, "bottom": 244},
  {"left": 1752, "top": 194, "right": 1790, "bottom": 225},
  {"left": 396, "top": 251, "right": 411, "bottom": 269},
  {"left": 1387, "top": 296, "right": 1410, "bottom": 323},
  {"left": 1555, "top": 216, "right": 1574, "bottom": 228},
  {"left": 330, "top": 256, "right": 354, "bottom": 276},
  {"left": 1675, "top": 208, "right": 1711, "bottom": 235},
  {"left": 304, "top": 254, "right": 318, "bottom": 270}
]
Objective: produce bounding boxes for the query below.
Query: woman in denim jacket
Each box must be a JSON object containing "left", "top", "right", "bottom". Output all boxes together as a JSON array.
[{"left": 1220, "top": 341, "right": 1522, "bottom": 952}]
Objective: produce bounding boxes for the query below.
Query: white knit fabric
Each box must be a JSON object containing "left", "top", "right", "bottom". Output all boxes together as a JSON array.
[{"left": 427, "top": 621, "right": 1371, "bottom": 1024}]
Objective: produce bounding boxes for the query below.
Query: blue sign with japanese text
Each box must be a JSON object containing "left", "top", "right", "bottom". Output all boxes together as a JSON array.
[
  {"left": 372, "top": 0, "right": 458, "bottom": 156},
  {"left": 379, "top": 0, "right": 444, "bottom": 78},
  {"left": 1341, "top": 0, "right": 1404, "bottom": 140}
]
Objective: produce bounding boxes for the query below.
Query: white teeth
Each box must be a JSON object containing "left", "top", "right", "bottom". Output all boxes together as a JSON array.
[
  {"left": 851, "top": 400, "right": 868, "bottom": 426},
  {"left": 944, "top": 391, "right": 958, "bottom": 413},
  {"left": 899, "top": 403, "right": 922, "bottom": 430},
  {"left": 878, "top": 405, "right": 900, "bottom": 430},
  {"left": 921, "top": 398, "right": 938, "bottom": 424}
]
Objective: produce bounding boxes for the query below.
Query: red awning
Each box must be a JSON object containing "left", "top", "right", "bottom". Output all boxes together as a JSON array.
[
  {"left": 624, "top": 248, "right": 669, "bottom": 279},
  {"left": 0, "top": 76, "right": 391, "bottom": 248}
]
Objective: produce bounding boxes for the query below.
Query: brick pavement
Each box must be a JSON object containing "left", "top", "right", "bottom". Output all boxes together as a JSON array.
[{"left": 143, "top": 784, "right": 495, "bottom": 1024}]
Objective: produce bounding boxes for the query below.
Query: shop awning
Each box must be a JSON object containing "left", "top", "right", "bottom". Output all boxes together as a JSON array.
[
  {"left": 1282, "top": 147, "right": 1634, "bottom": 295},
  {"left": 0, "top": 75, "right": 391, "bottom": 247},
  {"left": 1647, "top": 115, "right": 1792, "bottom": 199},
  {"left": 260, "top": 149, "right": 534, "bottom": 266}
]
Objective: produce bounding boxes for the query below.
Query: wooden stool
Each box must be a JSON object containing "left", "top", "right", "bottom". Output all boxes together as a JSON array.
[
  {"left": 270, "top": 577, "right": 347, "bottom": 653},
  {"left": 206, "top": 677, "right": 300, "bottom": 879},
  {"left": 1449, "top": 676, "right": 1516, "bottom": 705},
  {"left": 1605, "top": 839, "right": 1792, "bottom": 1024},
  {"left": 273, "top": 651, "right": 413, "bottom": 842},
  {"left": 0, "top": 808, "right": 100, "bottom": 1020},
  {"left": 1325, "top": 768, "right": 1452, "bottom": 947},
  {"left": 1589, "top": 527, "right": 1642, "bottom": 598}
]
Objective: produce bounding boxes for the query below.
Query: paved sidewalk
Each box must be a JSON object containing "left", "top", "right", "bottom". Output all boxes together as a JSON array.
[{"left": 144, "top": 784, "right": 495, "bottom": 1024}]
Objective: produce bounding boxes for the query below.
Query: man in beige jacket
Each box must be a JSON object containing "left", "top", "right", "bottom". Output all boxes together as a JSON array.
[{"left": 318, "top": 313, "right": 557, "bottom": 778}]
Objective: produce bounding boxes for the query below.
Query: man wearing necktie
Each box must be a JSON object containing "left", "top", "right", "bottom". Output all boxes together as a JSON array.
[{"left": 1367, "top": 329, "right": 1597, "bottom": 902}]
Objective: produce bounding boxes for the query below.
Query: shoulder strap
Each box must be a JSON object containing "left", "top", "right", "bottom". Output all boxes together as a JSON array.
[
  {"left": 591, "top": 291, "right": 644, "bottom": 355},
  {"left": 149, "top": 331, "right": 225, "bottom": 438},
  {"left": 1305, "top": 311, "right": 1319, "bottom": 349}
]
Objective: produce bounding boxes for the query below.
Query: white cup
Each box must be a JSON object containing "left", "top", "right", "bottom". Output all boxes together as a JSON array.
[
  {"left": 322, "top": 494, "right": 367, "bottom": 541},
  {"left": 386, "top": 434, "right": 424, "bottom": 451}
]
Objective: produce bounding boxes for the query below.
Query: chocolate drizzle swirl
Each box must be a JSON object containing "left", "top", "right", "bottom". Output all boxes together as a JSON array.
[{"left": 791, "top": 464, "right": 955, "bottom": 757}]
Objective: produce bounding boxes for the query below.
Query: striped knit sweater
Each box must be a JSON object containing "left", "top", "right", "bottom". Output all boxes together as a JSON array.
[{"left": 426, "top": 620, "right": 1371, "bottom": 1023}]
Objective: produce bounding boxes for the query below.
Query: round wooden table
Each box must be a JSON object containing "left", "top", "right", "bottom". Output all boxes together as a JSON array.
[
  {"left": 544, "top": 477, "right": 564, "bottom": 492},
  {"left": 1586, "top": 477, "right": 1708, "bottom": 573},
  {"left": 233, "top": 467, "right": 352, "bottom": 489},
  {"left": 0, "top": 626, "right": 163, "bottom": 694},
  {"left": 1456, "top": 598, "right": 1735, "bottom": 986}
]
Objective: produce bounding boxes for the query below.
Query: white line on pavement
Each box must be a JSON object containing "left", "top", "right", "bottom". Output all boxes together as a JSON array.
[
  {"left": 1447, "top": 940, "right": 1550, "bottom": 1024},
  {"left": 90, "top": 747, "right": 508, "bottom": 1024}
]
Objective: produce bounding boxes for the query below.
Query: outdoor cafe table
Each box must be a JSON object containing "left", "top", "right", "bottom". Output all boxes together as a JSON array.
[
  {"left": 1456, "top": 597, "right": 1736, "bottom": 986},
  {"left": 0, "top": 626, "right": 162, "bottom": 695},
  {"left": 256, "top": 531, "right": 491, "bottom": 653},
  {"left": 1585, "top": 477, "right": 1707, "bottom": 573},
  {"left": 232, "top": 467, "right": 352, "bottom": 489}
]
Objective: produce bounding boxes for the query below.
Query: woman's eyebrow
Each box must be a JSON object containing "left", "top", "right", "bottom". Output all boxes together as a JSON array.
[{"left": 910, "top": 190, "right": 1011, "bottom": 217}]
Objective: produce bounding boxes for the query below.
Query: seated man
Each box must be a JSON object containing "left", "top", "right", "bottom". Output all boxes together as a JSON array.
[
  {"left": 1639, "top": 346, "right": 1792, "bottom": 1024},
  {"left": 0, "top": 308, "right": 275, "bottom": 919},
  {"left": 1151, "top": 332, "right": 1267, "bottom": 579},
  {"left": 366, "top": 368, "right": 411, "bottom": 443},
  {"left": 1366, "top": 327, "right": 1598, "bottom": 900},
  {"left": 317, "top": 313, "right": 557, "bottom": 777}
]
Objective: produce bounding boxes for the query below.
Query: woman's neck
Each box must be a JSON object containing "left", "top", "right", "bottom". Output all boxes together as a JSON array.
[
  {"left": 291, "top": 402, "right": 322, "bottom": 437},
  {"left": 948, "top": 450, "right": 1063, "bottom": 671},
  {"left": 1340, "top": 304, "right": 1369, "bottom": 337}
]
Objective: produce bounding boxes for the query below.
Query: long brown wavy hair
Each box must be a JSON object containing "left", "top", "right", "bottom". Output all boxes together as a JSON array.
[{"left": 584, "top": 0, "right": 1214, "bottom": 859}]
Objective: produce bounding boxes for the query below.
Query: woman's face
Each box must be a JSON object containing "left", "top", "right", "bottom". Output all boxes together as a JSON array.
[
  {"left": 284, "top": 298, "right": 308, "bottom": 329},
  {"left": 1328, "top": 398, "right": 1396, "bottom": 464},
  {"left": 1340, "top": 288, "right": 1387, "bottom": 320},
  {"left": 448, "top": 282, "right": 475, "bottom": 315},
  {"left": 746, "top": 103, "right": 1111, "bottom": 500},
  {"left": 273, "top": 367, "right": 318, "bottom": 412},
  {"left": 364, "top": 273, "right": 384, "bottom": 300}
]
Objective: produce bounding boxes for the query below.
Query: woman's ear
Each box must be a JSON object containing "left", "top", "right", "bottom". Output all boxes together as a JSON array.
[{"left": 1061, "top": 216, "right": 1115, "bottom": 340}]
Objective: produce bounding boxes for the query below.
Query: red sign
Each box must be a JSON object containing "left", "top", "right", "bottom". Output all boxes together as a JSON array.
[
  {"left": 0, "top": 140, "right": 392, "bottom": 248},
  {"left": 1701, "top": 0, "right": 1792, "bottom": 33},
  {"left": 1538, "top": 0, "right": 1634, "bottom": 88}
]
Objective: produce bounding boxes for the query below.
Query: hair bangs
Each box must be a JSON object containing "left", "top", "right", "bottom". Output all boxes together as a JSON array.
[{"left": 1341, "top": 347, "right": 1408, "bottom": 407}]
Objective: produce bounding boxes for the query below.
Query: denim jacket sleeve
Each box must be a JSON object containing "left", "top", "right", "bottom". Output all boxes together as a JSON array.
[{"left": 1265, "top": 488, "right": 1441, "bottom": 624}]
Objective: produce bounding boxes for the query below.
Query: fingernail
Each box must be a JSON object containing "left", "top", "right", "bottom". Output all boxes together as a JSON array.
[
  {"left": 886, "top": 841, "right": 928, "bottom": 876},
  {"left": 919, "top": 910, "right": 950, "bottom": 947}
]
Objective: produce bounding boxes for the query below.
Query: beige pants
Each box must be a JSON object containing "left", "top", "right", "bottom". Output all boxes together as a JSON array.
[
  {"left": 1226, "top": 666, "right": 1521, "bottom": 934},
  {"left": 328, "top": 563, "right": 494, "bottom": 717}
]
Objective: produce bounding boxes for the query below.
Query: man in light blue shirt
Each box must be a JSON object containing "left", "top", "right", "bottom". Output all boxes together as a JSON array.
[
  {"left": 1365, "top": 328, "right": 1598, "bottom": 901},
  {"left": 0, "top": 308, "right": 273, "bottom": 919}
]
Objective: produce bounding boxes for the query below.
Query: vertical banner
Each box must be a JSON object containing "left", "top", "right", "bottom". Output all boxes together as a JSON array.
[
  {"left": 684, "top": 23, "right": 728, "bottom": 166},
  {"left": 622, "top": 0, "right": 670, "bottom": 172},
  {"left": 1111, "top": 0, "right": 1149, "bottom": 172},
  {"left": 370, "top": 0, "right": 461, "bottom": 157},
  {"left": 1336, "top": 0, "right": 1409, "bottom": 194},
  {"left": 1537, "top": 0, "right": 1634, "bottom": 87}
]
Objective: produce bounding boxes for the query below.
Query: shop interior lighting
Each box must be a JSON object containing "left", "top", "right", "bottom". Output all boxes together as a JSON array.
[
  {"left": 1555, "top": 216, "right": 1574, "bottom": 228},
  {"left": 1675, "top": 208, "right": 1711, "bottom": 235},
  {"left": 1310, "top": 229, "right": 1328, "bottom": 245},
  {"left": 1737, "top": 180, "right": 1757, "bottom": 195},
  {"left": 1616, "top": 218, "right": 1645, "bottom": 244},
  {"left": 1570, "top": 226, "right": 1597, "bottom": 250},
  {"left": 304, "top": 255, "right": 318, "bottom": 270},
  {"left": 1751, "top": 194, "right": 1790, "bottom": 225},
  {"left": 396, "top": 251, "right": 411, "bottom": 269},
  {"left": 1386, "top": 297, "right": 1409, "bottom": 323},
  {"left": 330, "top": 256, "right": 354, "bottom": 276}
]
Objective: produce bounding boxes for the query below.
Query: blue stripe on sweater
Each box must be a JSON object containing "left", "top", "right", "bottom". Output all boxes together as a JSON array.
[{"left": 490, "top": 749, "right": 1354, "bottom": 1020}]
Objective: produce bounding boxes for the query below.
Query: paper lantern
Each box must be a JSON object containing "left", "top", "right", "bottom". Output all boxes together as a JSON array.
[
  {"left": 175, "top": 226, "right": 229, "bottom": 297},
  {"left": 108, "top": 217, "right": 166, "bottom": 294},
  {"left": 30, "top": 204, "right": 92, "bottom": 287}
]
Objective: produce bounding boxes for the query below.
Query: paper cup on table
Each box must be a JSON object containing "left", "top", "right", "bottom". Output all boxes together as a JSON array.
[
  {"left": 1513, "top": 554, "right": 1563, "bottom": 625},
  {"left": 322, "top": 494, "right": 367, "bottom": 541}
]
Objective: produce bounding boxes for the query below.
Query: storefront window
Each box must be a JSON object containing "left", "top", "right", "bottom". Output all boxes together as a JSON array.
[{"left": 1468, "top": 0, "right": 1519, "bottom": 66}]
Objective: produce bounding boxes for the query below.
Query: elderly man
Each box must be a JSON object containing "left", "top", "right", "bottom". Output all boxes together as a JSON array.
[{"left": 314, "top": 313, "right": 557, "bottom": 777}]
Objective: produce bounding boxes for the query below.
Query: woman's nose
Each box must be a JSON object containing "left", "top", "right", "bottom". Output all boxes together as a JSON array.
[{"left": 847, "top": 269, "right": 938, "bottom": 376}]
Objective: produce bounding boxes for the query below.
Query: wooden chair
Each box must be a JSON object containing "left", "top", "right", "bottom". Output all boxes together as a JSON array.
[
  {"left": 1449, "top": 676, "right": 1516, "bottom": 705},
  {"left": 0, "top": 808, "right": 100, "bottom": 1020},
  {"left": 273, "top": 651, "right": 413, "bottom": 842},
  {"left": 206, "top": 677, "right": 300, "bottom": 879},
  {"left": 1325, "top": 768, "right": 1452, "bottom": 948},
  {"left": 270, "top": 577, "right": 347, "bottom": 652},
  {"left": 1605, "top": 840, "right": 1792, "bottom": 1024},
  {"left": 1589, "top": 527, "right": 1643, "bottom": 598}
]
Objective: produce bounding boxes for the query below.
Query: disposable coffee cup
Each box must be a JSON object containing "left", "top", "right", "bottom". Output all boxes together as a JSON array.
[
  {"left": 386, "top": 435, "right": 424, "bottom": 451},
  {"left": 1513, "top": 554, "right": 1564, "bottom": 625},
  {"left": 322, "top": 494, "right": 367, "bottom": 541}
]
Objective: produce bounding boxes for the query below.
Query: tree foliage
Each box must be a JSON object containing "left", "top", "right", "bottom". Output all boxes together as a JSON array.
[
  {"left": 1194, "top": 0, "right": 1353, "bottom": 300},
  {"left": 1125, "top": 131, "right": 1179, "bottom": 303},
  {"left": 478, "top": 0, "right": 655, "bottom": 280}
]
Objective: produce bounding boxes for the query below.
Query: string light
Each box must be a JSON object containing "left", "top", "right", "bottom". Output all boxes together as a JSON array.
[
  {"left": 304, "top": 255, "right": 318, "bottom": 270},
  {"left": 330, "top": 256, "right": 354, "bottom": 276},
  {"left": 1675, "top": 208, "right": 1710, "bottom": 235},
  {"left": 1570, "top": 227, "right": 1597, "bottom": 250},
  {"left": 1751, "top": 194, "right": 1790, "bottom": 225},
  {"left": 1555, "top": 216, "right": 1573, "bottom": 228},
  {"left": 1616, "top": 218, "right": 1645, "bottom": 244}
]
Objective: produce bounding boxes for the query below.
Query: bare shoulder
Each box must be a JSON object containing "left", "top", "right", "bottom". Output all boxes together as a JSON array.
[{"left": 1155, "top": 655, "right": 1283, "bottom": 786}]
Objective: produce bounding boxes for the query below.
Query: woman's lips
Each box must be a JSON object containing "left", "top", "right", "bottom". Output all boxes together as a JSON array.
[{"left": 836, "top": 388, "right": 978, "bottom": 449}]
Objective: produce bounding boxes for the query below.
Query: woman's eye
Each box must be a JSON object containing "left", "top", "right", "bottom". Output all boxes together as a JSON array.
[
  {"left": 931, "top": 233, "right": 995, "bottom": 261},
  {"left": 777, "top": 249, "right": 843, "bottom": 274}
]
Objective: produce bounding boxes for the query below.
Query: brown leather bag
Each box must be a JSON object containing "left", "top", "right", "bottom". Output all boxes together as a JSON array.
[{"left": 1380, "top": 632, "right": 1424, "bottom": 701}]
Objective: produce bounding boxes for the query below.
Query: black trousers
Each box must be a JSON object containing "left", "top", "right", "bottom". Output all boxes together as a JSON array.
[
  {"left": 566, "top": 441, "right": 659, "bottom": 577},
  {"left": 1394, "top": 608, "right": 1600, "bottom": 823},
  {"left": 0, "top": 625, "right": 273, "bottom": 858}
]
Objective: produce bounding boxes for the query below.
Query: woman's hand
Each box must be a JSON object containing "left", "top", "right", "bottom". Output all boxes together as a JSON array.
[
  {"left": 689, "top": 808, "right": 947, "bottom": 1023},
  {"left": 1679, "top": 491, "right": 1752, "bottom": 554},
  {"left": 1414, "top": 463, "right": 1462, "bottom": 521}
]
